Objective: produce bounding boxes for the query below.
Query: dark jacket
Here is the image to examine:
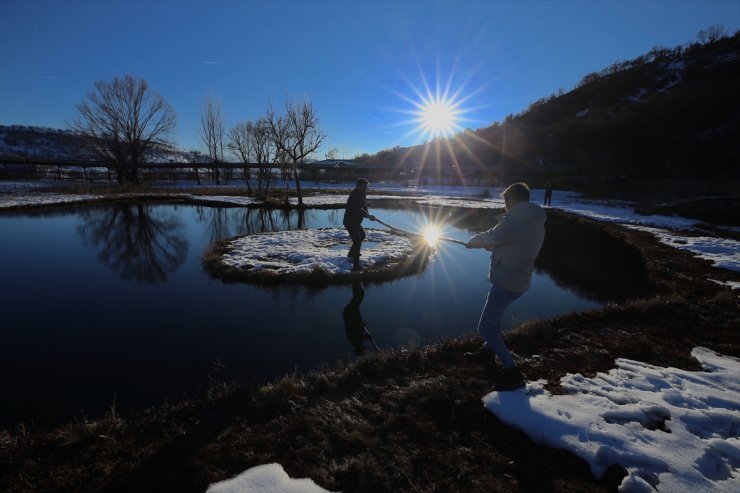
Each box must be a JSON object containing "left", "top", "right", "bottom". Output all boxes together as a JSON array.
[{"left": 343, "top": 188, "right": 368, "bottom": 227}]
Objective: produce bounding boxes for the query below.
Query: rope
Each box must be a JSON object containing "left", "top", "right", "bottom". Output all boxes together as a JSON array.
[{"left": 372, "top": 217, "right": 467, "bottom": 246}]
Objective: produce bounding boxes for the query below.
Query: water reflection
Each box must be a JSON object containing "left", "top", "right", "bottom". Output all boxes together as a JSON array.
[
  {"left": 194, "top": 206, "right": 309, "bottom": 242},
  {"left": 77, "top": 203, "right": 189, "bottom": 283},
  {"left": 342, "top": 280, "right": 379, "bottom": 355}
]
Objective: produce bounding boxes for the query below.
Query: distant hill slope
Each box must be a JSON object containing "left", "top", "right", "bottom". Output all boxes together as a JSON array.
[
  {"left": 0, "top": 125, "right": 93, "bottom": 161},
  {"left": 358, "top": 32, "right": 740, "bottom": 183},
  {"left": 0, "top": 125, "right": 191, "bottom": 163}
]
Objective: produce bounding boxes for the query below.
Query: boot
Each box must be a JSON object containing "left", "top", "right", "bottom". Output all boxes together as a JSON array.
[
  {"left": 351, "top": 256, "right": 363, "bottom": 272},
  {"left": 492, "top": 367, "right": 525, "bottom": 391}
]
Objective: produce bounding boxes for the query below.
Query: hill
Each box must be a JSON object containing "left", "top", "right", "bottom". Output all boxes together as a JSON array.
[
  {"left": 0, "top": 125, "right": 93, "bottom": 161},
  {"left": 357, "top": 31, "right": 740, "bottom": 194},
  {"left": 0, "top": 125, "right": 192, "bottom": 163}
]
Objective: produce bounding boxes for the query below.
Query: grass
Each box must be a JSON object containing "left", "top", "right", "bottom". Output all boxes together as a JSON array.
[{"left": 1, "top": 188, "right": 739, "bottom": 492}]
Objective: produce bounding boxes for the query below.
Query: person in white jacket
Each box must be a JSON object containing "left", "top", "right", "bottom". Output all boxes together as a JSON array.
[{"left": 465, "top": 182, "right": 546, "bottom": 390}]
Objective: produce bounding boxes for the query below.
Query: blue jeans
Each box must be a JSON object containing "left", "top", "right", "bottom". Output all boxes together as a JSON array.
[{"left": 477, "top": 283, "right": 522, "bottom": 369}]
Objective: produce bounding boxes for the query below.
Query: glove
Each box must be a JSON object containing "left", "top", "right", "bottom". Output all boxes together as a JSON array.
[{"left": 368, "top": 214, "right": 377, "bottom": 221}]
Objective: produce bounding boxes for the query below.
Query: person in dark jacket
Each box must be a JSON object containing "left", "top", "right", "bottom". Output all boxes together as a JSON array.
[
  {"left": 544, "top": 180, "right": 553, "bottom": 206},
  {"left": 343, "top": 178, "right": 376, "bottom": 271}
]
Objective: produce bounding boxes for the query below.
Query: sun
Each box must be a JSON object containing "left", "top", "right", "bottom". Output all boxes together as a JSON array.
[
  {"left": 389, "top": 61, "right": 486, "bottom": 145},
  {"left": 422, "top": 225, "right": 441, "bottom": 247},
  {"left": 418, "top": 98, "right": 460, "bottom": 138}
]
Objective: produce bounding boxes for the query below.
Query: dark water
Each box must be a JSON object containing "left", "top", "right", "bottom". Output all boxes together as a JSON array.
[{"left": 0, "top": 203, "right": 600, "bottom": 429}]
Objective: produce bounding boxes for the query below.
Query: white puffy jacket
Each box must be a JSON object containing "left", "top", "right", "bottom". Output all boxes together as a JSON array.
[{"left": 467, "top": 201, "right": 546, "bottom": 293}]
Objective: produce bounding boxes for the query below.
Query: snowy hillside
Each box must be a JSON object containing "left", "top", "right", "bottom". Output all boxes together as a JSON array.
[{"left": 0, "top": 124, "right": 192, "bottom": 163}]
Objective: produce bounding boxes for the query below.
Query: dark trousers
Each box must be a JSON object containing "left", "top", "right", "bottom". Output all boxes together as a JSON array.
[{"left": 345, "top": 224, "right": 365, "bottom": 263}]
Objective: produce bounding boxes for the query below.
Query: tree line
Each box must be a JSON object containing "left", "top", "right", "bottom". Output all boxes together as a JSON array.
[{"left": 73, "top": 76, "right": 326, "bottom": 205}]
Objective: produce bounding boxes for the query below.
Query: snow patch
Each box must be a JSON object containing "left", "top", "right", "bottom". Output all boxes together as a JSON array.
[
  {"left": 0, "top": 192, "right": 104, "bottom": 208},
  {"left": 206, "top": 463, "right": 335, "bottom": 493},
  {"left": 625, "top": 225, "right": 740, "bottom": 272},
  {"left": 625, "top": 88, "right": 648, "bottom": 102},
  {"left": 710, "top": 279, "right": 740, "bottom": 290},
  {"left": 183, "top": 194, "right": 258, "bottom": 206},
  {"left": 220, "top": 228, "right": 414, "bottom": 276},
  {"left": 483, "top": 347, "right": 740, "bottom": 492}
]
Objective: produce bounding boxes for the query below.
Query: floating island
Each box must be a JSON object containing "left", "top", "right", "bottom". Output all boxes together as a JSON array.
[{"left": 203, "top": 228, "right": 433, "bottom": 285}]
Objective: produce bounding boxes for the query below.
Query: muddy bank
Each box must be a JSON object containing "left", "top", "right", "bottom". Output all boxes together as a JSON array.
[{"left": 1, "top": 212, "right": 738, "bottom": 493}]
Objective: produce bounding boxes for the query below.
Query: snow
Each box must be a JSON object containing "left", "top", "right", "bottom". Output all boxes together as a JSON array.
[
  {"left": 206, "top": 463, "right": 334, "bottom": 493},
  {"left": 626, "top": 225, "right": 740, "bottom": 272},
  {"left": 220, "top": 228, "right": 413, "bottom": 276},
  {"left": 0, "top": 191, "right": 104, "bottom": 207},
  {"left": 183, "top": 194, "right": 258, "bottom": 206},
  {"left": 288, "top": 194, "right": 408, "bottom": 207},
  {"left": 625, "top": 88, "right": 648, "bottom": 102},
  {"left": 483, "top": 347, "right": 740, "bottom": 492},
  {"left": 710, "top": 279, "right": 740, "bottom": 290}
]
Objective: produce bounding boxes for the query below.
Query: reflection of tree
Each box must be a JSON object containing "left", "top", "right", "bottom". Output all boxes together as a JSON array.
[
  {"left": 77, "top": 204, "right": 188, "bottom": 283},
  {"left": 195, "top": 206, "right": 243, "bottom": 244},
  {"left": 194, "top": 206, "right": 308, "bottom": 242}
]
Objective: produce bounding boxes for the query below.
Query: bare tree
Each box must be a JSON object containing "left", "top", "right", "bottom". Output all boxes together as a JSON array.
[
  {"left": 187, "top": 149, "right": 206, "bottom": 185},
  {"left": 250, "top": 118, "right": 278, "bottom": 193},
  {"left": 200, "top": 95, "right": 225, "bottom": 184},
  {"left": 697, "top": 24, "right": 728, "bottom": 45},
  {"left": 227, "top": 122, "right": 253, "bottom": 193},
  {"left": 266, "top": 96, "right": 326, "bottom": 206},
  {"left": 74, "top": 75, "right": 176, "bottom": 185},
  {"left": 325, "top": 147, "right": 339, "bottom": 160}
]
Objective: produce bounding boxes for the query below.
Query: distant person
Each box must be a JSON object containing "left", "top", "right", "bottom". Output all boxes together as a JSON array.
[
  {"left": 343, "top": 178, "right": 376, "bottom": 271},
  {"left": 544, "top": 180, "right": 553, "bottom": 206},
  {"left": 342, "top": 280, "right": 374, "bottom": 355},
  {"left": 465, "top": 182, "right": 546, "bottom": 391}
]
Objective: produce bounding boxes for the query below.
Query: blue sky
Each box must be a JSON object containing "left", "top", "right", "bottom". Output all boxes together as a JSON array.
[{"left": 1, "top": 0, "right": 738, "bottom": 158}]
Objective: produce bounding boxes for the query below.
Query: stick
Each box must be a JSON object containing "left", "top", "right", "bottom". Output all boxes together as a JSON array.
[
  {"left": 363, "top": 324, "right": 381, "bottom": 352},
  {"left": 372, "top": 217, "right": 467, "bottom": 246}
]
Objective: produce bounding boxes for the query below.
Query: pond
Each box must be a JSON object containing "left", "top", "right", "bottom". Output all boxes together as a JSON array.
[{"left": 0, "top": 202, "right": 601, "bottom": 429}]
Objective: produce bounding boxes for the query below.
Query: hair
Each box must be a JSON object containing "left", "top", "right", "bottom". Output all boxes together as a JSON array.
[
  {"left": 501, "top": 182, "right": 530, "bottom": 203},
  {"left": 356, "top": 178, "right": 370, "bottom": 187}
]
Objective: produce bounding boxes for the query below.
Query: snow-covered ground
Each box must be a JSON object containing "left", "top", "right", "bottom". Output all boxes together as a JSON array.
[
  {"left": 219, "top": 228, "right": 413, "bottom": 277},
  {"left": 484, "top": 347, "right": 740, "bottom": 493},
  {"left": 207, "top": 463, "right": 335, "bottom": 493}
]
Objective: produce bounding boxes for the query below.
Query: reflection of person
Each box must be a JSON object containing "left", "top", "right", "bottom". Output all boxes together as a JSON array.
[
  {"left": 343, "top": 178, "right": 376, "bottom": 272},
  {"left": 544, "top": 180, "right": 553, "bottom": 206},
  {"left": 343, "top": 281, "right": 373, "bottom": 356},
  {"left": 465, "top": 182, "right": 546, "bottom": 390}
]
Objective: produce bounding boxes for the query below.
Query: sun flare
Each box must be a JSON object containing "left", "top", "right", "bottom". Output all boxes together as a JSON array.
[
  {"left": 422, "top": 225, "right": 441, "bottom": 246},
  {"left": 418, "top": 98, "right": 460, "bottom": 138}
]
